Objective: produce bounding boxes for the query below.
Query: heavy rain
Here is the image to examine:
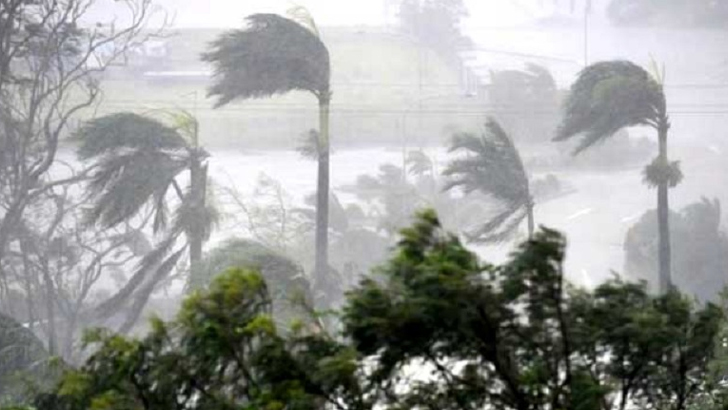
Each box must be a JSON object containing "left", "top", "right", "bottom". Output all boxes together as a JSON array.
[{"left": 2, "top": 0, "right": 728, "bottom": 408}]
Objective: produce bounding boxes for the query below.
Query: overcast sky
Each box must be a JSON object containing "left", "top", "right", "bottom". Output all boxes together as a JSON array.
[{"left": 149, "top": 0, "right": 577, "bottom": 29}]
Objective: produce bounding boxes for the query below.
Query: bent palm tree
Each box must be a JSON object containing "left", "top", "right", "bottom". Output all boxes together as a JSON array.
[
  {"left": 554, "top": 60, "right": 680, "bottom": 293},
  {"left": 444, "top": 118, "right": 534, "bottom": 242},
  {"left": 202, "top": 12, "right": 332, "bottom": 282},
  {"left": 75, "top": 112, "right": 217, "bottom": 332}
]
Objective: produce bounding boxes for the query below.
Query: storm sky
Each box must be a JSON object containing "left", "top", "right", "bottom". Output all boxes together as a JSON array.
[{"left": 150, "top": 0, "right": 596, "bottom": 29}]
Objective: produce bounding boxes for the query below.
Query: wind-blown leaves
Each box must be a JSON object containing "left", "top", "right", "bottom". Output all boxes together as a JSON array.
[
  {"left": 0, "top": 313, "right": 54, "bottom": 401},
  {"left": 83, "top": 150, "right": 188, "bottom": 230},
  {"left": 643, "top": 156, "right": 683, "bottom": 188},
  {"left": 406, "top": 150, "right": 434, "bottom": 177},
  {"left": 202, "top": 13, "right": 331, "bottom": 106},
  {"left": 74, "top": 113, "right": 188, "bottom": 160},
  {"left": 75, "top": 113, "right": 190, "bottom": 231},
  {"left": 76, "top": 112, "right": 215, "bottom": 334},
  {"left": 555, "top": 60, "right": 665, "bottom": 153},
  {"left": 443, "top": 118, "right": 532, "bottom": 242},
  {"left": 189, "top": 239, "right": 314, "bottom": 329}
]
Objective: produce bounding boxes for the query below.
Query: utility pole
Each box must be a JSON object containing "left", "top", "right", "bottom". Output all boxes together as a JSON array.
[{"left": 584, "top": 0, "right": 591, "bottom": 66}]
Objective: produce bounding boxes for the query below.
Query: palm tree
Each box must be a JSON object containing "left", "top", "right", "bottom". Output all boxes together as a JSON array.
[
  {"left": 74, "top": 112, "right": 217, "bottom": 332},
  {"left": 443, "top": 117, "right": 534, "bottom": 242},
  {"left": 202, "top": 11, "right": 332, "bottom": 283},
  {"left": 554, "top": 60, "right": 680, "bottom": 293}
]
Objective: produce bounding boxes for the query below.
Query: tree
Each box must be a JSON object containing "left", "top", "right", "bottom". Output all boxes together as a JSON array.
[
  {"left": 606, "top": 0, "right": 728, "bottom": 28},
  {"left": 555, "top": 60, "right": 680, "bottom": 293},
  {"left": 0, "top": 172, "right": 154, "bottom": 360},
  {"left": 625, "top": 198, "right": 728, "bottom": 301},
  {"left": 396, "top": 0, "right": 470, "bottom": 65},
  {"left": 202, "top": 12, "right": 332, "bottom": 286},
  {"left": 444, "top": 117, "right": 535, "bottom": 242},
  {"left": 0, "top": 312, "right": 57, "bottom": 405},
  {"left": 38, "top": 210, "right": 725, "bottom": 410},
  {"left": 489, "top": 64, "right": 562, "bottom": 145},
  {"left": 74, "top": 112, "right": 217, "bottom": 333},
  {"left": 0, "top": 0, "right": 156, "bottom": 302},
  {"left": 187, "top": 238, "right": 317, "bottom": 331},
  {"left": 36, "top": 268, "right": 360, "bottom": 410}
]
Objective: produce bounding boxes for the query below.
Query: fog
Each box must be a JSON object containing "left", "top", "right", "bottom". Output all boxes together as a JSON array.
[{"left": 3, "top": 0, "right": 728, "bottom": 401}]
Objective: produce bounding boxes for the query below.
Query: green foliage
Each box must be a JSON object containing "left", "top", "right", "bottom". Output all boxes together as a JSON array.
[
  {"left": 38, "top": 268, "right": 356, "bottom": 410},
  {"left": 555, "top": 60, "right": 665, "bottom": 154},
  {"left": 0, "top": 313, "right": 59, "bottom": 405},
  {"left": 188, "top": 239, "right": 315, "bottom": 329},
  {"left": 625, "top": 198, "right": 728, "bottom": 301},
  {"left": 202, "top": 13, "right": 331, "bottom": 106},
  {"left": 444, "top": 117, "right": 533, "bottom": 242},
  {"left": 35, "top": 212, "right": 727, "bottom": 410}
]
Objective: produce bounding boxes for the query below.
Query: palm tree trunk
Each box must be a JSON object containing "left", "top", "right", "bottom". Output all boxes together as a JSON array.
[
  {"left": 188, "top": 154, "right": 205, "bottom": 272},
  {"left": 657, "top": 119, "right": 671, "bottom": 293},
  {"left": 526, "top": 201, "right": 535, "bottom": 239},
  {"left": 314, "top": 93, "right": 331, "bottom": 284}
]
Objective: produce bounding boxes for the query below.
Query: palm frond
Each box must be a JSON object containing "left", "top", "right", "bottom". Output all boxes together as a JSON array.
[
  {"left": 444, "top": 118, "right": 531, "bottom": 242},
  {"left": 443, "top": 118, "right": 529, "bottom": 203},
  {"left": 466, "top": 205, "right": 528, "bottom": 244},
  {"left": 286, "top": 5, "right": 321, "bottom": 37},
  {"left": 202, "top": 13, "right": 331, "bottom": 107},
  {"left": 118, "top": 246, "right": 187, "bottom": 333},
  {"left": 74, "top": 112, "right": 189, "bottom": 160},
  {"left": 296, "top": 129, "right": 321, "bottom": 160},
  {"left": 642, "top": 157, "right": 683, "bottom": 188},
  {"left": 165, "top": 109, "right": 199, "bottom": 144},
  {"left": 406, "top": 150, "right": 434, "bottom": 177},
  {"left": 93, "top": 232, "right": 184, "bottom": 322},
  {"left": 84, "top": 150, "right": 188, "bottom": 230},
  {"left": 77, "top": 113, "right": 191, "bottom": 230},
  {"left": 555, "top": 60, "right": 665, "bottom": 154}
]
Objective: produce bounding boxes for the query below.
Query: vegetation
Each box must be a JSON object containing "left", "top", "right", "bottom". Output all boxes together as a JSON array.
[
  {"left": 30, "top": 211, "right": 728, "bottom": 410},
  {"left": 489, "top": 64, "right": 562, "bottom": 145},
  {"left": 607, "top": 0, "right": 728, "bottom": 28},
  {"left": 188, "top": 238, "right": 316, "bottom": 330},
  {"left": 444, "top": 118, "right": 535, "bottom": 242},
  {"left": 1, "top": 1, "right": 725, "bottom": 408},
  {"left": 0, "top": 0, "right": 156, "bottom": 359},
  {"left": 0, "top": 313, "right": 56, "bottom": 405},
  {"left": 74, "top": 111, "right": 218, "bottom": 334},
  {"left": 625, "top": 198, "right": 728, "bottom": 302},
  {"left": 555, "top": 60, "right": 677, "bottom": 293},
  {"left": 203, "top": 12, "right": 333, "bottom": 287},
  {"left": 396, "top": 0, "right": 471, "bottom": 66}
]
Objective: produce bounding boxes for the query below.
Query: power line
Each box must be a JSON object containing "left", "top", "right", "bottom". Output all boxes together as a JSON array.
[
  {"left": 99, "top": 77, "right": 728, "bottom": 90},
  {"left": 86, "top": 103, "right": 728, "bottom": 117}
]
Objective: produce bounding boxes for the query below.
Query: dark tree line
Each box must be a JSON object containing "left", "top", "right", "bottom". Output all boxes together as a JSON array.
[{"left": 28, "top": 211, "right": 728, "bottom": 410}]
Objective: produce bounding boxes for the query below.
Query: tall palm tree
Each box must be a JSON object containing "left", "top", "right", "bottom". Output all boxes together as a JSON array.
[
  {"left": 443, "top": 117, "right": 535, "bottom": 242},
  {"left": 75, "top": 112, "right": 217, "bottom": 332},
  {"left": 202, "top": 11, "right": 332, "bottom": 283},
  {"left": 554, "top": 60, "right": 681, "bottom": 293}
]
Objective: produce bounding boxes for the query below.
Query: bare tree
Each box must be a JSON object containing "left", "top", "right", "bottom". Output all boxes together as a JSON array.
[
  {"left": 0, "top": 0, "right": 161, "bottom": 294},
  {"left": 2, "top": 166, "right": 148, "bottom": 359}
]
